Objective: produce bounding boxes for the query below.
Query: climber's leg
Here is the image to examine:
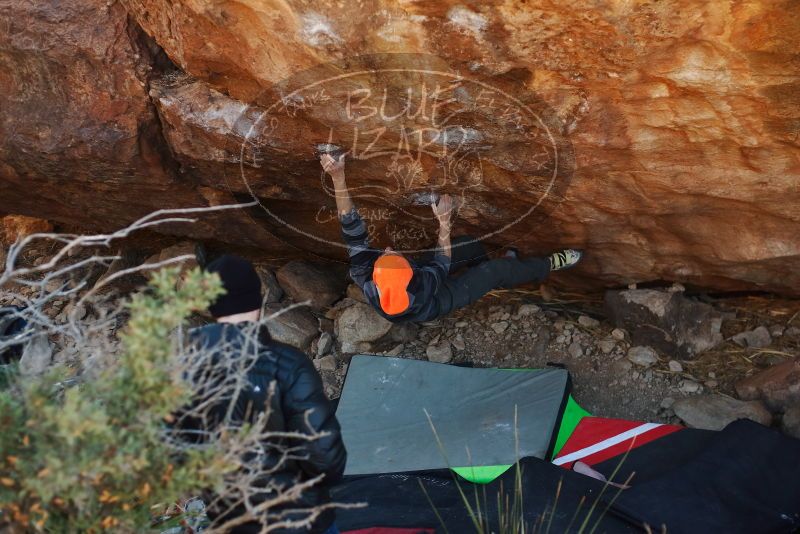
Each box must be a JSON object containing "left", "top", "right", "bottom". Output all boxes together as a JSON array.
[
  {"left": 434, "top": 256, "right": 551, "bottom": 317},
  {"left": 433, "top": 249, "right": 583, "bottom": 318}
]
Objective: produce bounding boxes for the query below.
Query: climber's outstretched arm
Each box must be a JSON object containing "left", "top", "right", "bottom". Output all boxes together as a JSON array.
[
  {"left": 320, "top": 153, "right": 354, "bottom": 216},
  {"left": 432, "top": 194, "right": 454, "bottom": 260}
]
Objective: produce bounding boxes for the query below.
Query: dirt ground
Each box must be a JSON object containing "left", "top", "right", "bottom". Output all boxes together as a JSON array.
[{"left": 321, "top": 288, "right": 800, "bottom": 425}]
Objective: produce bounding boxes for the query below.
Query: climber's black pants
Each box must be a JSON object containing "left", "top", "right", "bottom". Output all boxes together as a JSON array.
[{"left": 427, "top": 236, "right": 551, "bottom": 320}]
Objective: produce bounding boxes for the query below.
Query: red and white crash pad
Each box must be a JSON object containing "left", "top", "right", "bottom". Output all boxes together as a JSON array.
[{"left": 553, "top": 417, "right": 682, "bottom": 469}]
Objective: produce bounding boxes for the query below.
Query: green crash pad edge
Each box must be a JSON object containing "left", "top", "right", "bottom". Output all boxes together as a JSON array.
[{"left": 451, "top": 395, "right": 590, "bottom": 484}]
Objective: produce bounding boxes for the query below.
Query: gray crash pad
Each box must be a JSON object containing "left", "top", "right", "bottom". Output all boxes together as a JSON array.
[{"left": 337, "top": 355, "right": 569, "bottom": 475}]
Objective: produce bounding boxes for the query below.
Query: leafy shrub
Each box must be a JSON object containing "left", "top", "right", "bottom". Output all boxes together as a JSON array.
[{"left": 0, "top": 267, "right": 228, "bottom": 532}]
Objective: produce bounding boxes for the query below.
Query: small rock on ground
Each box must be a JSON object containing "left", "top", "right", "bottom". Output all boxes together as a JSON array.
[
  {"left": 316, "top": 332, "right": 333, "bottom": 357},
  {"left": 672, "top": 394, "right": 772, "bottom": 431},
  {"left": 578, "top": 315, "right": 600, "bottom": 328},
  {"left": 782, "top": 405, "right": 800, "bottom": 439},
  {"left": 679, "top": 380, "right": 702, "bottom": 394},
  {"left": 627, "top": 346, "right": 658, "bottom": 367},
  {"left": 426, "top": 341, "right": 453, "bottom": 363},
  {"left": 451, "top": 334, "right": 466, "bottom": 351},
  {"left": 335, "top": 302, "right": 393, "bottom": 353},
  {"left": 19, "top": 333, "right": 53, "bottom": 375},
  {"left": 263, "top": 305, "right": 318, "bottom": 349},
  {"left": 516, "top": 304, "right": 540, "bottom": 317},
  {"left": 731, "top": 326, "right": 772, "bottom": 349},
  {"left": 491, "top": 321, "right": 509, "bottom": 334},
  {"left": 315, "top": 355, "right": 337, "bottom": 372},
  {"left": 597, "top": 338, "right": 616, "bottom": 354},
  {"left": 668, "top": 360, "right": 683, "bottom": 373}
]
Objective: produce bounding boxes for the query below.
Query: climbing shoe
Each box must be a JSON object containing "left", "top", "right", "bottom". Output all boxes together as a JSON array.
[{"left": 549, "top": 249, "right": 583, "bottom": 271}]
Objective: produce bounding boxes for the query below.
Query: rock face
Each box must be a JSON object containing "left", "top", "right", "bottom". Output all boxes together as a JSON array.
[
  {"left": 3, "top": 0, "right": 800, "bottom": 295},
  {"left": 1, "top": 216, "right": 53, "bottom": 246}
]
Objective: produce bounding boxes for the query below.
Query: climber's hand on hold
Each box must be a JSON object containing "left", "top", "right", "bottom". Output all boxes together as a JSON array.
[{"left": 320, "top": 153, "right": 345, "bottom": 179}]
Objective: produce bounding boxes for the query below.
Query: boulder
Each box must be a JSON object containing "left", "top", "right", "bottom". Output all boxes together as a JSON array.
[
  {"left": 735, "top": 359, "right": 800, "bottom": 412},
  {"left": 605, "top": 289, "right": 723, "bottom": 359},
  {"left": 263, "top": 304, "right": 318, "bottom": 349},
  {"left": 277, "top": 261, "right": 347, "bottom": 311},
  {"left": 672, "top": 394, "right": 772, "bottom": 431},
  {"left": 0, "top": 0, "right": 260, "bottom": 248},
  {"left": 3, "top": 0, "right": 800, "bottom": 296},
  {"left": 334, "top": 302, "right": 393, "bottom": 353}
]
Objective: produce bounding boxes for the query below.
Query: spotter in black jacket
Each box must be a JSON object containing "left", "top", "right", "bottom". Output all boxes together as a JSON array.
[{"left": 183, "top": 322, "right": 346, "bottom": 534}]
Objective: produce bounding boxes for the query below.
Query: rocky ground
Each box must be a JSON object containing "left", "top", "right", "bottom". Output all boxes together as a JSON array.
[
  {"left": 315, "top": 286, "right": 800, "bottom": 428},
  {"left": 2, "top": 220, "right": 799, "bottom": 440}
]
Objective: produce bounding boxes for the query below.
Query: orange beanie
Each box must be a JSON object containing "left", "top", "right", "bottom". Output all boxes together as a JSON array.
[{"left": 372, "top": 254, "right": 413, "bottom": 315}]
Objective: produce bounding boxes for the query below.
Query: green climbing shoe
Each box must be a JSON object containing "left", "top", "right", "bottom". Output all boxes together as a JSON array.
[{"left": 549, "top": 249, "right": 583, "bottom": 271}]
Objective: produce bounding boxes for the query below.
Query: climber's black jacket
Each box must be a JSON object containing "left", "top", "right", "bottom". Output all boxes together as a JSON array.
[{"left": 181, "top": 322, "right": 346, "bottom": 533}]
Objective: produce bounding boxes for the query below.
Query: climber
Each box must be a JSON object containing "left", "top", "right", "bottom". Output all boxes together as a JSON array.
[
  {"left": 320, "top": 153, "right": 582, "bottom": 323},
  {"left": 182, "top": 255, "right": 346, "bottom": 534}
]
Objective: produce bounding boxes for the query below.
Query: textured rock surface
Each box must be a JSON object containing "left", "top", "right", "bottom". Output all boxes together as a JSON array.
[
  {"left": 673, "top": 394, "right": 772, "bottom": 431},
  {"left": 736, "top": 359, "right": 800, "bottom": 412},
  {"left": 627, "top": 345, "right": 658, "bottom": 367},
  {"left": 334, "top": 302, "right": 393, "bottom": 353},
  {"left": 0, "top": 216, "right": 53, "bottom": 246},
  {"left": 276, "top": 261, "right": 347, "bottom": 311},
  {"left": 0, "top": 0, "right": 292, "bottom": 252},
  {"left": 3, "top": 0, "right": 800, "bottom": 295},
  {"left": 262, "top": 304, "right": 318, "bottom": 349},
  {"left": 605, "top": 289, "right": 724, "bottom": 358}
]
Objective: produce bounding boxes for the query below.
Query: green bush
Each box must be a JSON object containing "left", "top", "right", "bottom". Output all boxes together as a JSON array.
[{"left": 0, "top": 267, "right": 228, "bottom": 532}]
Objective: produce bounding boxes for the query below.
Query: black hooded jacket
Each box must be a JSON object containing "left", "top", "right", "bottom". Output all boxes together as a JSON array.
[{"left": 184, "top": 322, "right": 346, "bottom": 533}]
